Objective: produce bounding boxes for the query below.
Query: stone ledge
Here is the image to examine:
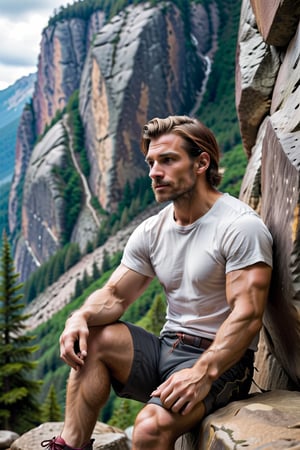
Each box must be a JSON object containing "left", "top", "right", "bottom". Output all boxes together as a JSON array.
[
  {"left": 10, "top": 422, "right": 130, "bottom": 450},
  {"left": 176, "top": 389, "right": 300, "bottom": 449}
]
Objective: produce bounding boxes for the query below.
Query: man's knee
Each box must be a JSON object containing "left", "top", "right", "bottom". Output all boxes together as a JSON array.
[
  {"left": 87, "top": 323, "right": 134, "bottom": 383},
  {"left": 133, "top": 405, "right": 175, "bottom": 446},
  {"left": 88, "top": 323, "right": 128, "bottom": 354}
]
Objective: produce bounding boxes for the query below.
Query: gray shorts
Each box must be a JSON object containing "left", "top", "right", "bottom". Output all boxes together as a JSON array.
[{"left": 112, "top": 322, "right": 254, "bottom": 415}]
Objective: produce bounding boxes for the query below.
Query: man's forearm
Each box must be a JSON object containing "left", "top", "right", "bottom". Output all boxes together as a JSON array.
[
  {"left": 194, "top": 311, "right": 262, "bottom": 382},
  {"left": 70, "top": 285, "right": 126, "bottom": 327}
]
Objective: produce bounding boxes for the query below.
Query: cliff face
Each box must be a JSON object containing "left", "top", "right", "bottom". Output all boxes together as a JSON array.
[
  {"left": 79, "top": 3, "right": 209, "bottom": 211},
  {"left": 236, "top": 0, "right": 300, "bottom": 389},
  {"left": 34, "top": 11, "right": 106, "bottom": 137},
  {"left": 9, "top": 10, "right": 106, "bottom": 264},
  {"left": 9, "top": 2, "right": 219, "bottom": 281}
]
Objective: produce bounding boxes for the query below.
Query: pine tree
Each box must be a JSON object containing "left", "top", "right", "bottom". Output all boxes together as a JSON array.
[
  {"left": 92, "top": 261, "right": 100, "bottom": 281},
  {"left": 0, "top": 231, "right": 41, "bottom": 433},
  {"left": 137, "top": 294, "right": 166, "bottom": 336},
  {"left": 101, "top": 249, "right": 111, "bottom": 273},
  {"left": 74, "top": 278, "right": 83, "bottom": 299},
  {"left": 41, "top": 384, "right": 62, "bottom": 422}
]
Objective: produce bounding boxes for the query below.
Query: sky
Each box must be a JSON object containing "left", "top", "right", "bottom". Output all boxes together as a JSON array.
[{"left": 0, "top": 0, "right": 70, "bottom": 91}]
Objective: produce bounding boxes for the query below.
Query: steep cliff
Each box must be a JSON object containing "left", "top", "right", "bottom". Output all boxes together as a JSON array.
[
  {"left": 9, "top": 11, "right": 104, "bottom": 280},
  {"left": 9, "top": 1, "right": 219, "bottom": 281},
  {"left": 79, "top": 2, "right": 209, "bottom": 211}
]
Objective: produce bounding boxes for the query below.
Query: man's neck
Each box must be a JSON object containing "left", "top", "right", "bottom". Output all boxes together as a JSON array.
[{"left": 173, "top": 189, "right": 222, "bottom": 226}]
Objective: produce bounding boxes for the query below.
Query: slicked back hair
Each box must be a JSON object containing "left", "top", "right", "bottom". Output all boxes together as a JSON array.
[{"left": 141, "top": 115, "right": 222, "bottom": 187}]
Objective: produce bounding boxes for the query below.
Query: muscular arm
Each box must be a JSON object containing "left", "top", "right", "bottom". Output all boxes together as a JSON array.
[
  {"left": 60, "top": 263, "right": 151, "bottom": 369},
  {"left": 152, "top": 262, "right": 272, "bottom": 414},
  {"left": 196, "top": 262, "right": 272, "bottom": 377},
  {"left": 77, "top": 263, "right": 151, "bottom": 325}
]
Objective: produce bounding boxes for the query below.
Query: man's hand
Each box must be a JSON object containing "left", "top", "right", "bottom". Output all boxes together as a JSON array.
[
  {"left": 59, "top": 312, "right": 89, "bottom": 370},
  {"left": 151, "top": 366, "right": 212, "bottom": 415}
]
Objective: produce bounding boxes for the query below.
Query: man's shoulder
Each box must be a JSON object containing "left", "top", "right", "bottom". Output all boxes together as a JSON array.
[
  {"left": 142, "top": 203, "right": 172, "bottom": 229},
  {"left": 219, "top": 193, "right": 256, "bottom": 216}
]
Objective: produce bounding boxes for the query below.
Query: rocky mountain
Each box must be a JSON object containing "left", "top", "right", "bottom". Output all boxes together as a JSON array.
[
  {"left": 8, "top": 0, "right": 220, "bottom": 282},
  {"left": 0, "top": 73, "right": 36, "bottom": 185}
]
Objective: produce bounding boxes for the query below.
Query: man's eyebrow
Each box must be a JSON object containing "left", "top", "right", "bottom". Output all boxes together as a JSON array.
[{"left": 145, "top": 151, "right": 178, "bottom": 162}]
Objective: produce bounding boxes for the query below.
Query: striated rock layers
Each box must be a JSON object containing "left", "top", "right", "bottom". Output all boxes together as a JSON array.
[
  {"left": 237, "top": 0, "right": 300, "bottom": 390},
  {"left": 9, "top": 2, "right": 218, "bottom": 281},
  {"left": 79, "top": 3, "right": 210, "bottom": 211}
]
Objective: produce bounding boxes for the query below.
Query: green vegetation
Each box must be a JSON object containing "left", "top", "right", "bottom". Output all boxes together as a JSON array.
[
  {"left": 219, "top": 143, "right": 247, "bottom": 198},
  {"left": 67, "top": 91, "right": 90, "bottom": 177},
  {"left": 23, "top": 243, "right": 81, "bottom": 304},
  {"left": 198, "top": 0, "right": 242, "bottom": 154},
  {"left": 48, "top": 0, "right": 199, "bottom": 31},
  {"left": 41, "top": 384, "right": 62, "bottom": 422},
  {"left": 52, "top": 153, "right": 83, "bottom": 245},
  {"left": 96, "top": 177, "right": 154, "bottom": 246},
  {"left": 0, "top": 232, "right": 41, "bottom": 433}
]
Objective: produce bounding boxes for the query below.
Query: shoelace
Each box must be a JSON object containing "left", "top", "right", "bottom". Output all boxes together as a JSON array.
[{"left": 41, "top": 437, "right": 64, "bottom": 449}]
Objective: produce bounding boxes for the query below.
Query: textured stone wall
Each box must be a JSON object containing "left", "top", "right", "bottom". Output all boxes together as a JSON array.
[{"left": 237, "top": 0, "right": 300, "bottom": 389}]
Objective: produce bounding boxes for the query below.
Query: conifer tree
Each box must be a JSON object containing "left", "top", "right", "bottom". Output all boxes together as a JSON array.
[
  {"left": 41, "top": 383, "right": 62, "bottom": 422},
  {"left": 74, "top": 278, "right": 83, "bottom": 299},
  {"left": 0, "top": 231, "right": 41, "bottom": 433},
  {"left": 101, "top": 249, "right": 111, "bottom": 273},
  {"left": 92, "top": 261, "right": 100, "bottom": 281},
  {"left": 137, "top": 294, "right": 166, "bottom": 336}
]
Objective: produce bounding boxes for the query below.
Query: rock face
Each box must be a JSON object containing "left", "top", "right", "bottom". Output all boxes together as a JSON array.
[
  {"left": 8, "top": 10, "right": 105, "bottom": 264},
  {"left": 9, "top": 104, "right": 36, "bottom": 240},
  {"left": 9, "top": 1, "right": 218, "bottom": 281},
  {"left": 13, "top": 122, "right": 67, "bottom": 280},
  {"left": 237, "top": 0, "right": 300, "bottom": 391},
  {"left": 79, "top": 3, "right": 210, "bottom": 211},
  {"left": 198, "top": 390, "right": 300, "bottom": 449}
]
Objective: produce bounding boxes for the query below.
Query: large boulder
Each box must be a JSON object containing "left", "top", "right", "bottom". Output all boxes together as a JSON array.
[{"left": 198, "top": 390, "right": 300, "bottom": 449}]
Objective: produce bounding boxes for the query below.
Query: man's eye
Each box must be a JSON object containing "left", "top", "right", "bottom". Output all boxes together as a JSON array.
[{"left": 163, "top": 157, "right": 173, "bottom": 164}]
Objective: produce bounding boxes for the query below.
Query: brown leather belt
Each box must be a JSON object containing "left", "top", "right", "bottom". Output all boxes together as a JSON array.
[{"left": 176, "top": 332, "right": 212, "bottom": 350}]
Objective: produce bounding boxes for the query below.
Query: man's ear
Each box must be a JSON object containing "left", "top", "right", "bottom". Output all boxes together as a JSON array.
[{"left": 195, "top": 152, "right": 210, "bottom": 172}]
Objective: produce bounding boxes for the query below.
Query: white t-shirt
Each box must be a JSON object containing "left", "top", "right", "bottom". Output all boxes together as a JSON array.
[{"left": 122, "top": 194, "right": 273, "bottom": 349}]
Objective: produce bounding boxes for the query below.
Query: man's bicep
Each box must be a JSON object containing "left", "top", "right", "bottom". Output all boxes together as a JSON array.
[
  {"left": 226, "top": 262, "right": 272, "bottom": 317},
  {"left": 107, "top": 263, "right": 153, "bottom": 306}
]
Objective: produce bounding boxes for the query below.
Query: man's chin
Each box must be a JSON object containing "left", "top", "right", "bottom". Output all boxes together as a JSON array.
[{"left": 154, "top": 193, "right": 173, "bottom": 203}]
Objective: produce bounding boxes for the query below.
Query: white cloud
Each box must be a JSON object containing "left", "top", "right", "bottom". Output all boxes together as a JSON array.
[{"left": 0, "top": 0, "right": 70, "bottom": 90}]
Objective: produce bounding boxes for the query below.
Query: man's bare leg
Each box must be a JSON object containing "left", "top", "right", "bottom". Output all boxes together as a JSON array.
[
  {"left": 60, "top": 323, "right": 134, "bottom": 448},
  {"left": 132, "top": 402, "right": 205, "bottom": 450}
]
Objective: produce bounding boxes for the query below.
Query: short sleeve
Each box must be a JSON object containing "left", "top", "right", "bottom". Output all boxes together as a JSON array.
[
  {"left": 222, "top": 213, "right": 273, "bottom": 273},
  {"left": 121, "top": 221, "right": 156, "bottom": 278}
]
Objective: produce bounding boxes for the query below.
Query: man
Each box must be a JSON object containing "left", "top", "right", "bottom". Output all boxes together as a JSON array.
[{"left": 41, "top": 115, "right": 272, "bottom": 450}]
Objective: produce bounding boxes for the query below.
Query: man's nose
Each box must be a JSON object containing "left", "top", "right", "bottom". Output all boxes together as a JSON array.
[{"left": 149, "top": 162, "right": 163, "bottom": 178}]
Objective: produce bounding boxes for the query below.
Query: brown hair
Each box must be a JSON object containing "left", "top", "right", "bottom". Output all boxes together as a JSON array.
[{"left": 141, "top": 115, "right": 222, "bottom": 187}]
